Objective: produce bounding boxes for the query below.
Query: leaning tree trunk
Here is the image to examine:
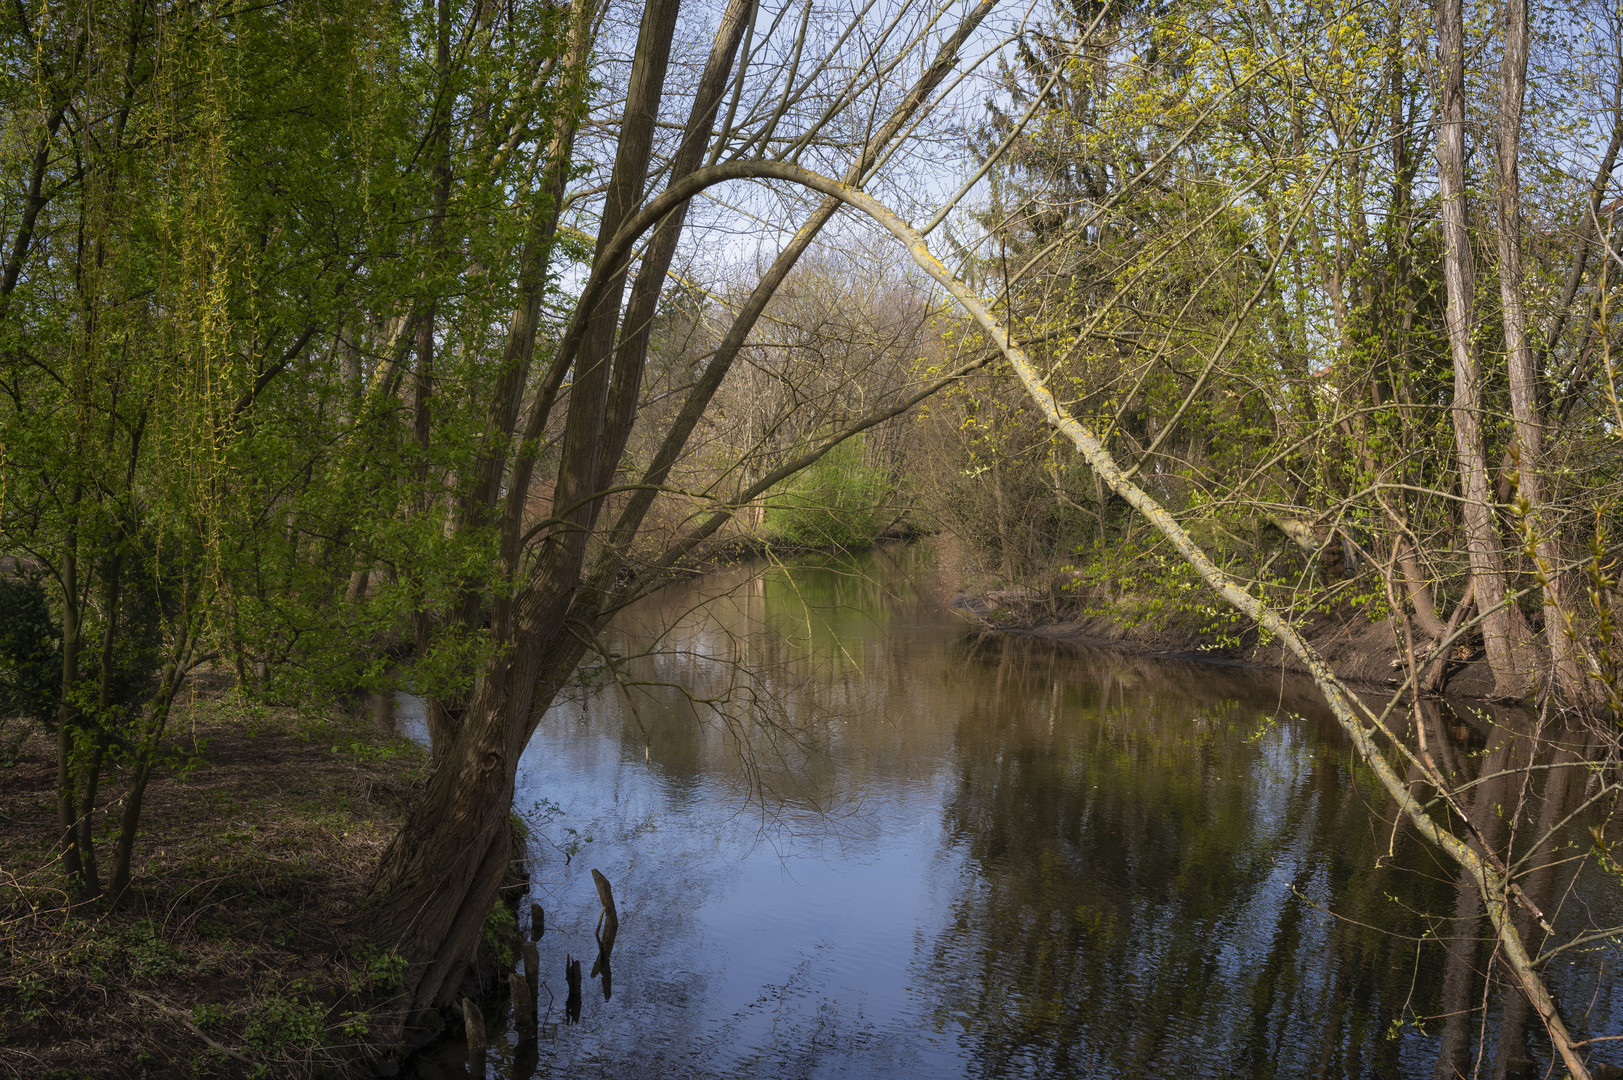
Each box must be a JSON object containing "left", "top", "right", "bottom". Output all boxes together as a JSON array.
[
  {"left": 1434, "top": 0, "right": 1535, "bottom": 700},
  {"left": 1494, "top": 0, "right": 1587, "bottom": 703},
  {"left": 364, "top": 0, "right": 688, "bottom": 1049},
  {"left": 366, "top": 573, "right": 595, "bottom": 1032},
  {"left": 363, "top": 7, "right": 1004, "bottom": 1055}
]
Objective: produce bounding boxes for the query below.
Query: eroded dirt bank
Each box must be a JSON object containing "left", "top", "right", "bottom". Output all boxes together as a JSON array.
[{"left": 954, "top": 590, "right": 1502, "bottom": 701}]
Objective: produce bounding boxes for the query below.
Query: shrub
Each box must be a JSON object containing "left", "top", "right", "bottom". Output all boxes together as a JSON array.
[
  {"left": 0, "top": 573, "right": 61, "bottom": 725},
  {"left": 762, "top": 438, "right": 893, "bottom": 549}
]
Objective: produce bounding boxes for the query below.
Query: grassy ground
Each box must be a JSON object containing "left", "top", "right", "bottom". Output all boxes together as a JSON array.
[{"left": 0, "top": 684, "right": 428, "bottom": 1079}]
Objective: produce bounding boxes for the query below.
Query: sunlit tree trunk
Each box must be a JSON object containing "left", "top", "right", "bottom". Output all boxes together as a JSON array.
[
  {"left": 1494, "top": 0, "right": 1586, "bottom": 703},
  {"left": 1435, "top": 0, "right": 1535, "bottom": 700}
]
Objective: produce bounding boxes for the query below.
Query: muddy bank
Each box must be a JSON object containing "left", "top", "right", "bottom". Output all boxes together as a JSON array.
[{"left": 953, "top": 591, "right": 1499, "bottom": 700}]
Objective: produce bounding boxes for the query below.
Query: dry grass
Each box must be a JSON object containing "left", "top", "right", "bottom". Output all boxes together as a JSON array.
[{"left": 0, "top": 686, "right": 428, "bottom": 1079}]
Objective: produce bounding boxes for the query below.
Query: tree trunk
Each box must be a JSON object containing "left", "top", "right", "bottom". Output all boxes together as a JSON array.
[
  {"left": 593, "top": 0, "right": 754, "bottom": 499},
  {"left": 55, "top": 488, "right": 88, "bottom": 896},
  {"left": 414, "top": 0, "right": 459, "bottom": 761},
  {"left": 365, "top": 0, "right": 686, "bottom": 1039},
  {"left": 366, "top": 575, "right": 596, "bottom": 1034},
  {"left": 1495, "top": 0, "right": 1585, "bottom": 703},
  {"left": 108, "top": 600, "right": 200, "bottom": 896},
  {"left": 1394, "top": 535, "right": 1445, "bottom": 641},
  {"left": 1435, "top": 0, "right": 1534, "bottom": 700}
]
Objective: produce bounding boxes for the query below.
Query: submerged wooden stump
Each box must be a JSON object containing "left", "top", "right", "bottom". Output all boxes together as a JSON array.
[
  {"left": 565, "top": 955, "right": 582, "bottom": 1024},
  {"left": 590, "top": 869, "right": 619, "bottom": 979},
  {"left": 521, "top": 940, "right": 539, "bottom": 1003},
  {"left": 461, "top": 997, "right": 486, "bottom": 1073},
  {"left": 590, "top": 869, "right": 618, "bottom": 922},
  {"left": 509, "top": 971, "right": 536, "bottom": 1043},
  {"left": 529, "top": 901, "right": 545, "bottom": 941}
]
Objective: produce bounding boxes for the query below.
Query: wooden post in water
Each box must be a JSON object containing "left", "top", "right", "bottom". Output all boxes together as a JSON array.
[
  {"left": 521, "top": 940, "right": 539, "bottom": 1003},
  {"left": 461, "top": 997, "right": 486, "bottom": 1074},
  {"left": 564, "top": 955, "right": 582, "bottom": 1023},
  {"left": 508, "top": 972, "right": 536, "bottom": 1043},
  {"left": 529, "top": 901, "right": 544, "bottom": 940},
  {"left": 590, "top": 869, "right": 618, "bottom": 922},
  {"left": 590, "top": 869, "right": 619, "bottom": 978}
]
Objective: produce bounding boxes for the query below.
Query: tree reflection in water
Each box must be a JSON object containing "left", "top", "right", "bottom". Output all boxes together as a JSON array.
[
  {"left": 405, "top": 545, "right": 1622, "bottom": 1079},
  {"left": 921, "top": 633, "right": 1621, "bottom": 1079}
]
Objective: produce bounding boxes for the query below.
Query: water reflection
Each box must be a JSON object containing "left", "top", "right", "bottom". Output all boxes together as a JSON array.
[{"left": 404, "top": 544, "right": 1622, "bottom": 1079}]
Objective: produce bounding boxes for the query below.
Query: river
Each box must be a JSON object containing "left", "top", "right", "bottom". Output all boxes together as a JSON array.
[{"left": 403, "top": 542, "right": 1623, "bottom": 1079}]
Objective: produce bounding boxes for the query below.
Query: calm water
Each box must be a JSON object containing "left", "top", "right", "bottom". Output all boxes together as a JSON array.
[{"left": 405, "top": 543, "right": 1623, "bottom": 1079}]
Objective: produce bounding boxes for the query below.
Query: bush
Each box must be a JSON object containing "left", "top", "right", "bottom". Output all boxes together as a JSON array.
[
  {"left": 0, "top": 573, "right": 61, "bottom": 726},
  {"left": 761, "top": 438, "right": 894, "bottom": 550}
]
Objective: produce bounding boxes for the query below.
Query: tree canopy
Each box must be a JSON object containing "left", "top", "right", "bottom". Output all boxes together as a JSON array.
[{"left": 2, "top": 0, "right": 1621, "bottom": 1071}]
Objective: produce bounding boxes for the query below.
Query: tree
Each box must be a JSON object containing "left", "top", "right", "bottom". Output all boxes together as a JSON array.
[
  {"left": 866, "top": 0, "right": 1623, "bottom": 1067},
  {"left": 356, "top": 0, "right": 1012, "bottom": 1054},
  {"left": 7, "top": 0, "right": 1617, "bottom": 1069},
  {"left": 0, "top": 0, "right": 465, "bottom": 900}
]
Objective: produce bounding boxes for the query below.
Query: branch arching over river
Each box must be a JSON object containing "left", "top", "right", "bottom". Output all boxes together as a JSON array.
[{"left": 572, "top": 158, "right": 1596, "bottom": 1079}]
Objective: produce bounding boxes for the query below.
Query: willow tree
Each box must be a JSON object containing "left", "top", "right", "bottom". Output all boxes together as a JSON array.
[
  {"left": 0, "top": 0, "right": 460, "bottom": 900},
  {"left": 353, "top": 0, "right": 1017, "bottom": 1054}
]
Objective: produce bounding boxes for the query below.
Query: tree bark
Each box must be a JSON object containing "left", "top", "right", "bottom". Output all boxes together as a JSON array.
[
  {"left": 365, "top": 0, "right": 687, "bottom": 1036},
  {"left": 1435, "top": 0, "right": 1534, "bottom": 700},
  {"left": 1495, "top": 0, "right": 1585, "bottom": 702},
  {"left": 1394, "top": 535, "right": 1446, "bottom": 641}
]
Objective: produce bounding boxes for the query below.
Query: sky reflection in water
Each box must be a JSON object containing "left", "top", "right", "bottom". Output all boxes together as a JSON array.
[{"left": 405, "top": 543, "right": 1622, "bottom": 1080}]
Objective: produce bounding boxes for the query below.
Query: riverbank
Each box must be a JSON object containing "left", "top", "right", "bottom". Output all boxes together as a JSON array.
[
  {"left": 694, "top": 530, "right": 1498, "bottom": 699},
  {"left": 659, "top": 522, "right": 928, "bottom": 581},
  {"left": 952, "top": 587, "right": 1499, "bottom": 700},
  {"left": 0, "top": 686, "right": 428, "bottom": 1079}
]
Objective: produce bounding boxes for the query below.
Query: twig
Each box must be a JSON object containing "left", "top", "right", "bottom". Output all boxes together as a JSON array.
[{"left": 127, "top": 989, "right": 260, "bottom": 1069}]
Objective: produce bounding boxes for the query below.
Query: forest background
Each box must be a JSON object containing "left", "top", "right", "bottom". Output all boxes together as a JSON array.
[{"left": 2, "top": 0, "right": 1622, "bottom": 1072}]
